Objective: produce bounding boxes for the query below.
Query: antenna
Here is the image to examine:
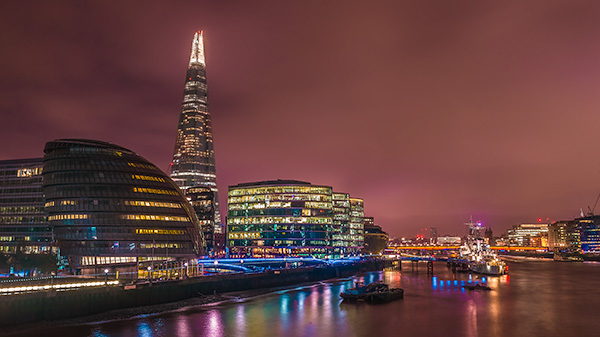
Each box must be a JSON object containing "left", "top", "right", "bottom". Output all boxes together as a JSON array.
[{"left": 588, "top": 191, "right": 600, "bottom": 216}]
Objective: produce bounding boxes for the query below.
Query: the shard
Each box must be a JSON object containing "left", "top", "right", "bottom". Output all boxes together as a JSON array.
[{"left": 170, "top": 31, "right": 222, "bottom": 233}]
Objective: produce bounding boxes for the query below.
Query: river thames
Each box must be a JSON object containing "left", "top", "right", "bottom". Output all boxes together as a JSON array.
[{"left": 8, "top": 259, "right": 600, "bottom": 337}]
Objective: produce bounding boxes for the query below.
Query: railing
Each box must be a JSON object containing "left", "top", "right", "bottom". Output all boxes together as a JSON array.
[{"left": 0, "top": 280, "right": 120, "bottom": 296}]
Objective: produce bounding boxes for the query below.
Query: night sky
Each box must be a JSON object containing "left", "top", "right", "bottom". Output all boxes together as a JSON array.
[{"left": 2, "top": 1, "right": 600, "bottom": 238}]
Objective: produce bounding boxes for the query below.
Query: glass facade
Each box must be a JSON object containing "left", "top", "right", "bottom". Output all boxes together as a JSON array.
[
  {"left": 548, "top": 220, "right": 580, "bottom": 253},
  {"left": 43, "top": 139, "right": 204, "bottom": 272},
  {"left": 332, "top": 192, "right": 351, "bottom": 255},
  {"left": 578, "top": 217, "right": 600, "bottom": 253},
  {"left": 349, "top": 198, "right": 365, "bottom": 253},
  {"left": 0, "top": 158, "right": 55, "bottom": 253},
  {"left": 227, "top": 180, "right": 334, "bottom": 258},
  {"left": 170, "top": 31, "right": 222, "bottom": 233},
  {"left": 187, "top": 187, "right": 215, "bottom": 254}
]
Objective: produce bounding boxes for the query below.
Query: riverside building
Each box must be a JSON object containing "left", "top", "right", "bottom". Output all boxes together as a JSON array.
[
  {"left": 227, "top": 180, "right": 334, "bottom": 258},
  {"left": 43, "top": 139, "right": 204, "bottom": 275},
  {"left": 507, "top": 223, "right": 548, "bottom": 247},
  {"left": 170, "top": 31, "right": 222, "bottom": 234},
  {"left": 349, "top": 198, "right": 365, "bottom": 254},
  {"left": 548, "top": 220, "right": 580, "bottom": 253},
  {"left": 0, "top": 158, "right": 55, "bottom": 254},
  {"left": 332, "top": 192, "right": 351, "bottom": 257}
]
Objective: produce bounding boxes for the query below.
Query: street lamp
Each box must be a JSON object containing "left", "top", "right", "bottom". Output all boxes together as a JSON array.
[
  {"left": 147, "top": 266, "right": 152, "bottom": 284},
  {"left": 104, "top": 269, "right": 109, "bottom": 284}
]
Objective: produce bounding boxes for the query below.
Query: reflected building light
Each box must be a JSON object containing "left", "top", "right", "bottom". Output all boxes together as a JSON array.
[
  {"left": 137, "top": 322, "right": 153, "bottom": 337},
  {"left": 175, "top": 316, "right": 193, "bottom": 337},
  {"left": 207, "top": 310, "right": 224, "bottom": 337},
  {"left": 235, "top": 306, "right": 246, "bottom": 336}
]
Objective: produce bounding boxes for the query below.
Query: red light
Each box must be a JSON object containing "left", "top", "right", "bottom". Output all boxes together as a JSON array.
[{"left": 538, "top": 218, "right": 542, "bottom": 222}]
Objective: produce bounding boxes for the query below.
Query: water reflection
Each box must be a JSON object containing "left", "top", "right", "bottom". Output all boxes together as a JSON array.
[{"left": 9, "top": 261, "right": 600, "bottom": 337}]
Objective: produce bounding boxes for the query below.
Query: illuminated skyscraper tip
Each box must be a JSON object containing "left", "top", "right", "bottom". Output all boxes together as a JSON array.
[{"left": 189, "top": 31, "right": 206, "bottom": 66}]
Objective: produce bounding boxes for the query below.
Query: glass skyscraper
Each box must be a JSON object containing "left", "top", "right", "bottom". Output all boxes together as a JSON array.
[{"left": 170, "top": 31, "right": 222, "bottom": 233}]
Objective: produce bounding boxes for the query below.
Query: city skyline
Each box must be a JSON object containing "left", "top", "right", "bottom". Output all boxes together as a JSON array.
[{"left": 3, "top": 1, "right": 600, "bottom": 236}]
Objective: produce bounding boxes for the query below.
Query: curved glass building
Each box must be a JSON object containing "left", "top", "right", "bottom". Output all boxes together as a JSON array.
[
  {"left": 42, "top": 139, "right": 204, "bottom": 274},
  {"left": 227, "top": 180, "right": 334, "bottom": 258}
]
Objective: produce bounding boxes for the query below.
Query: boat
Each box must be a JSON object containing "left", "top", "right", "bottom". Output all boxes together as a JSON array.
[
  {"left": 459, "top": 219, "right": 508, "bottom": 276},
  {"left": 364, "top": 288, "right": 404, "bottom": 303},
  {"left": 463, "top": 283, "right": 492, "bottom": 291},
  {"left": 340, "top": 281, "right": 404, "bottom": 303}
]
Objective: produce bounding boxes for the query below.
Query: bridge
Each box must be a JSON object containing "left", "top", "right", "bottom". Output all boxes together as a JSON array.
[{"left": 387, "top": 246, "right": 547, "bottom": 252}]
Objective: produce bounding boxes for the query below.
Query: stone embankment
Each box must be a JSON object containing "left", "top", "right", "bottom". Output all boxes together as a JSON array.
[{"left": 0, "top": 259, "right": 390, "bottom": 327}]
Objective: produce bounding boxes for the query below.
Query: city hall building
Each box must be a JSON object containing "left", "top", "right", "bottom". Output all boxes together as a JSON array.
[{"left": 42, "top": 139, "right": 205, "bottom": 274}]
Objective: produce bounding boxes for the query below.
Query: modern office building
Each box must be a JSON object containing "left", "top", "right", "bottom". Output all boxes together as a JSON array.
[
  {"left": 332, "top": 192, "right": 351, "bottom": 256},
  {"left": 548, "top": 220, "right": 580, "bottom": 253},
  {"left": 227, "top": 180, "right": 334, "bottom": 258},
  {"left": 507, "top": 223, "right": 548, "bottom": 247},
  {"left": 0, "top": 158, "right": 55, "bottom": 254},
  {"left": 578, "top": 216, "right": 600, "bottom": 253},
  {"left": 170, "top": 31, "right": 222, "bottom": 233},
  {"left": 43, "top": 139, "right": 204, "bottom": 274},
  {"left": 349, "top": 198, "right": 365, "bottom": 254}
]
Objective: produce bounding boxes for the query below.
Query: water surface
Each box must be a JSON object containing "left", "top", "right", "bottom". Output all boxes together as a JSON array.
[{"left": 8, "top": 260, "right": 600, "bottom": 337}]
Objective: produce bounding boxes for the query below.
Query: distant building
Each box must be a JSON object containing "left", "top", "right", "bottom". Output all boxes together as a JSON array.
[
  {"left": 169, "top": 31, "right": 222, "bottom": 233},
  {"left": 548, "top": 220, "right": 580, "bottom": 253},
  {"left": 577, "top": 216, "right": 600, "bottom": 253},
  {"left": 43, "top": 139, "right": 204, "bottom": 274},
  {"left": 507, "top": 223, "right": 548, "bottom": 247},
  {"left": 437, "top": 236, "right": 462, "bottom": 246},
  {"left": 0, "top": 158, "right": 55, "bottom": 254},
  {"left": 429, "top": 227, "right": 438, "bottom": 245},
  {"left": 187, "top": 187, "right": 215, "bottom": 254},
  {"left": 227, "top": 180, "right": 333, "bottom": 258},
  {"left": 363, "top": 217, "right": 388, "bottom": 254}
]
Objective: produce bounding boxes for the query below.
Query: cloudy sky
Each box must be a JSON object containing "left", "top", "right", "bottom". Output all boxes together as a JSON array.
[{"left": 2, "top": 0, "right": 600, "bottom": 237}]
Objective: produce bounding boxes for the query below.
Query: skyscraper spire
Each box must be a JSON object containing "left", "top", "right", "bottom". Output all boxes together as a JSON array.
[
  {"left": 189, "top": 31, "right": 205, "bottom": 66},
  {"left": 170, "top": 31, "right": 222, "bottom": 235}
]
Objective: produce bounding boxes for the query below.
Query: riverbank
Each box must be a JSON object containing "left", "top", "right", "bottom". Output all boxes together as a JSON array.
[{"left": 0, "top": 259, "right": 391, "bottom": 328}]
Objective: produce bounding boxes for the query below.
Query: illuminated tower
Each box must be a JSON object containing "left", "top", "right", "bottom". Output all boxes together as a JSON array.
[{"left": 170, "top": 31, "right": 222, "bottom": 233}]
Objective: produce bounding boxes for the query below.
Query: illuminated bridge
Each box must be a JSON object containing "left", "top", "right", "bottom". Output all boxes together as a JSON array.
[{"left": 387, "top": 246, "right": 547, "bottom": 252}]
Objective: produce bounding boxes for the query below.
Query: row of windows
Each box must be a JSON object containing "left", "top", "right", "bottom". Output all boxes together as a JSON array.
[
  {"left": 135, "top": 229, "right": 186, "bottom": 235},
  {"left": 227, "top": 216, "right": 332, "bottom": 225},
  {"left": 49, "top": 214, "right": 88, "bottom": 221},
  {"left": 0, "top": 216, "right": 47, "bottom": 224},
  {"left": 227, "top": 224, "right": 333, "bottom": 232},
  {"left": 133, "top": 187, "right": 178, "bottom": 196},
  {"left": 0, "top": 187, "right": 43, "bottom": 195},
  {"left": 229, "top": 186, "right": 331, "bottom": 196},
  {"left": 44, "top": 185, "right": 180, "bottom": 200},
  {"left": 43, "top": 159, "right": 160, "bottom": 175},
  {"left": 44, "top": 171, "right": 169, "bottom": 187},
  {"left": 228, "top": 193, "right": 331, "bottom": 204},
  {"left": 122, "top": 214, "right": 189, "bottom": 222},
  {"left": 228, "top": 239, "right": 330, "bottom": 247},
  {"left": 132, "top": 174, "right": 165, "bottom": 183},
  {"left": 227, "top": 208, "right": 333, "bottom": 218},
  {"left": 45, "top": 199, "right": 184, "bottom": 212}
]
